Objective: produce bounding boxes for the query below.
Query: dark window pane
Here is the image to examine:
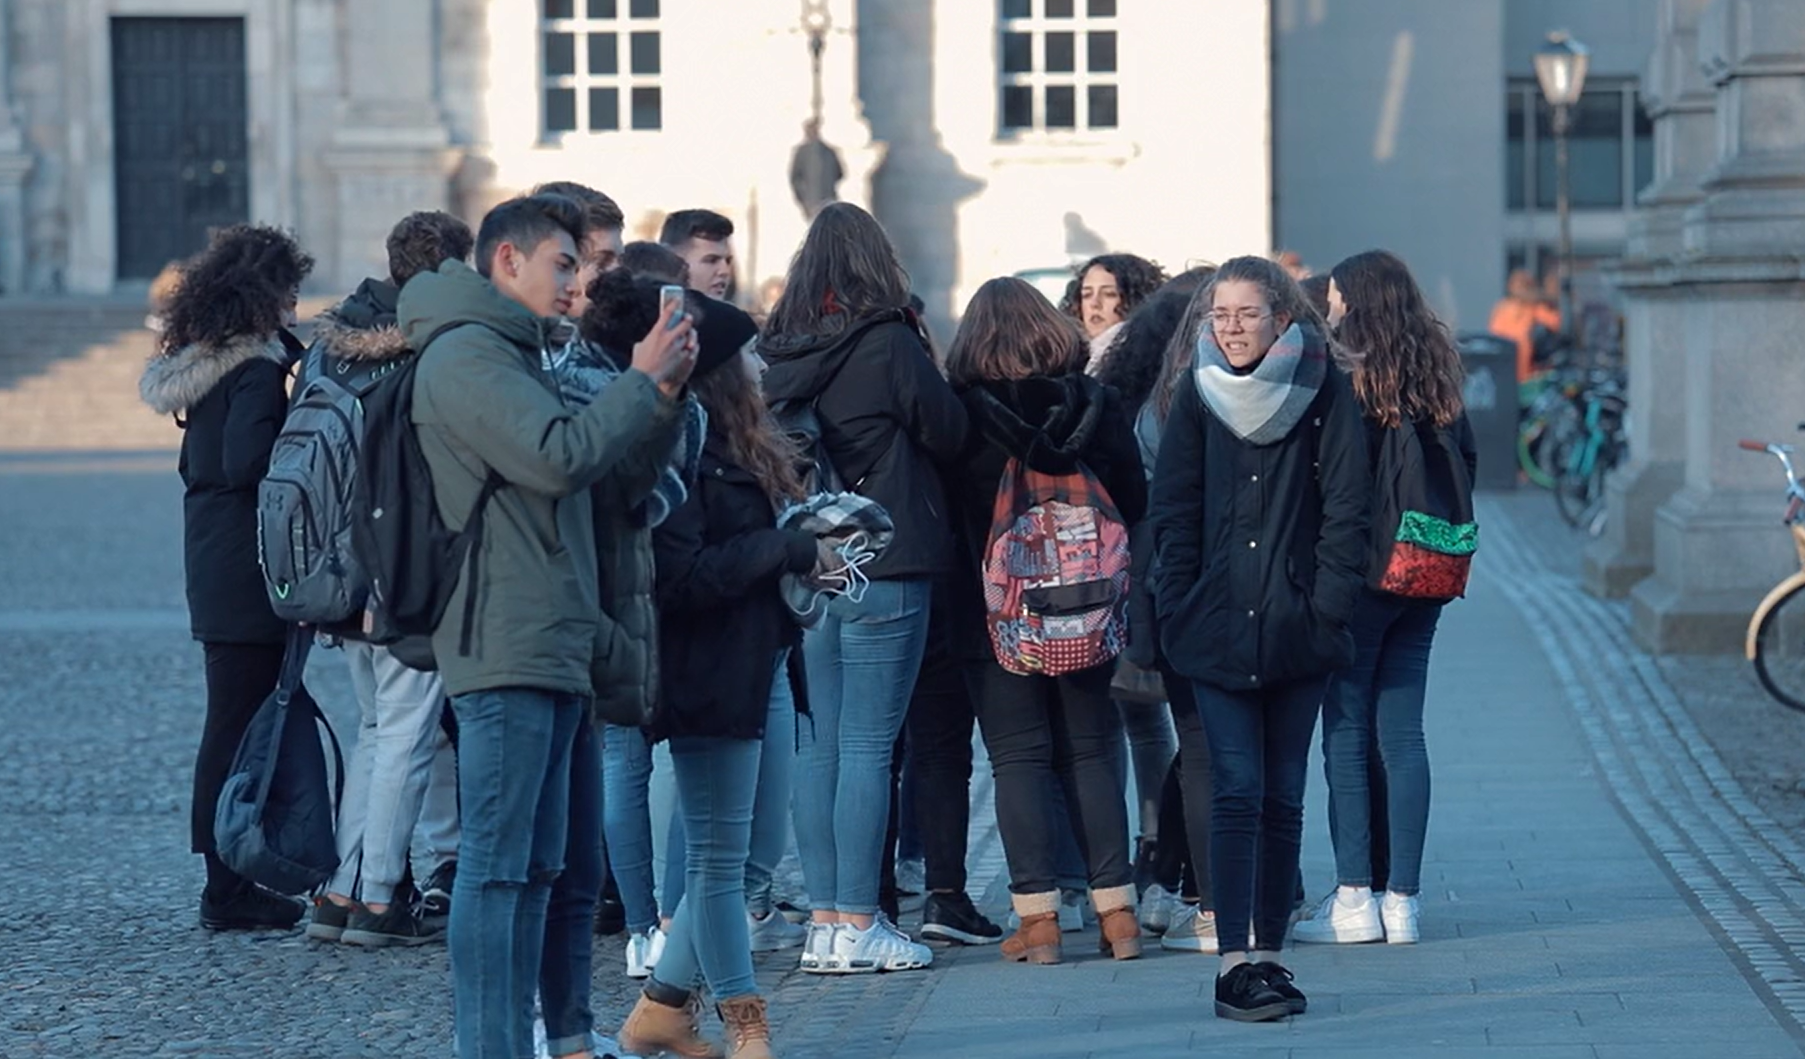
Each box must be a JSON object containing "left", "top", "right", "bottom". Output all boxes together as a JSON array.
[
  {"left": 630, "top": 31, "right": 659, "bottom": 74},
  {"left": 631, "top": 85, "right": 661, "bottom": 129},
  {"left": 1046, "top": 32, "right": 1075, "bottom": 73},
  {"left": 629, "top": 0, "right": 658, "bottom": 16},
  {"left": 1536, "top": 89, "right": 1623, "bottom": 209},
  {"left": 1088, "top": 84, "right": 1118, "bottom": 128},
  {"left": 1506, "top": 89, "right": 1526, "bottom": 210},
  {"left": 1001, "top": 84, "right": 1033, "bottom": 129},
  {"left": 545, "top": 87, "right": 576, "bottom": 132},
  {"left": 588, "top": 32, "right": 618, "bottom": 75},
  {"left": 544, "top": 32, "right": 576, "bottom": 76},
  {"left": 1088, "top": 0, "right": 1116, "bottom": 14},
  {"left": 587, "top": 0, "right": 616, "bottom": 15},
  {"left": 589, "top": 86, "right": 619, "bottom": 130},
  {"left": 544, "top": 0, "right": 573, "bottom": 18},
  {"left": 1046, "top": 84, "right": 1075, "bottom": 128},
  {"left": 1002, "top": 0, "right": 1031, "bottom": 15},
  {"left": 1633, "top": 92, "right": 1654, "bottom": 197},
  {"left": 1001, "top": 32, "right": 1032, "bottom": 74},
  {"left": 1087, "top": 30, "right": 1116, "bottom": 72},
  {"left": 1045, "top": 0, "right": 1074, "bottom": 16}
]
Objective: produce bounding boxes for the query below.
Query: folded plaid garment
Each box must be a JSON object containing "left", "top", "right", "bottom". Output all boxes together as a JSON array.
[{"left": 776, "top": 492, "right": 896, "bottom": 626}]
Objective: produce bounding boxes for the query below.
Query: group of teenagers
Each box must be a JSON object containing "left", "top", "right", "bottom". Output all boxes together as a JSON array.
[{"left": 141, "top": 176, "right": 1475, "bottom": 1059}]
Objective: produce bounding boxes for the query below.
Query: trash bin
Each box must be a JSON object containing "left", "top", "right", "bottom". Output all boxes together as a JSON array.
[{"left": 1454, "top": 332, "right": 1518, "bottom": 492}]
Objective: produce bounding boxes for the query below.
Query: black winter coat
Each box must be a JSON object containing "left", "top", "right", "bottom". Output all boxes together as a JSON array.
[
  {"left": 139, "top": 335, "right": 294, "bottom": 645},
  {"left": 944, "top": 373, "right": 1148, "bottom": 664},
  {"left": 1148, "top": 364, "right": 1372, "bottom": 691},
  {"left": 760, "top": 312, "right": 969, "bottom": 580},
  {"left": 652, "top": 433, "right": 819, "bottom": 741}
]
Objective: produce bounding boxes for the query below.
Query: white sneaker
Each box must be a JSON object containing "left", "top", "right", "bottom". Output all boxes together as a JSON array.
[
  {"left": 799, "top": 921, "right": 839, "bottom": 973},
  {"left": 748, "top": 908, "right": 808, "bottom": 952},
  {"left": 646, "top": 924, "right": 667, "bottom": 968},
  {"left": 1159, "top": 905, "right": 1219, "bottom": 953},
  {"left": 624, "top": 929, "right": 658, "bottom": 979},
  {"left": 1058, "top": 890, "right": 1086, "bottom": 933},
  {"left": 1381, "top": 891, "right": 1420, "bottom": 944},
  {"left": 1140, "top": 884, "right": 1181, "bottom": 933},
  {"left": 1292, "top": 887, "right": 1385, "bottom": 944},
  {"left": 841, "top": 914, "right": 933, "bottom": 973}
]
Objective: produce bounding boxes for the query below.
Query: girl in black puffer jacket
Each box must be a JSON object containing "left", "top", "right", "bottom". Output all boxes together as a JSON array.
[
  {"left": 943, "top": 277, "right": 1147, "bottom": 967},
  {"left": 1147, "top": 255, "right": 1371, "bottom": 1022},
  {"left": 138, "top": 225, "right": 313, "bottom": 932}
]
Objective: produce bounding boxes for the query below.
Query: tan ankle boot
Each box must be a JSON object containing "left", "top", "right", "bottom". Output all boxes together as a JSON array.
[
  {"left": 1092, "top": 885, "right": 1142, "bottom": 960},
  {"left": 717, "top": 995, "right": 775, "bottom": 1059},
  {"left": 1000, "top": 890, "right": 1063, "bottom": 965},
  {"left": 619, "top": 990, "right": 724, "bottom": 1058}
]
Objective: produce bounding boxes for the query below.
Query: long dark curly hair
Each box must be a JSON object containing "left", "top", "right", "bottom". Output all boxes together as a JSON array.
[
  {"left": 1057, "top": 253, "right": 1167, "bottom": 325},
  {"left": 157, "top": 225, "right": 313, "bottom": 354},
  {"left": 1329, "top": 250, "right": 1465, "bottom": 428},
  {"left": 1096, "top": 266, "right": 1215, "bottom": 413}
]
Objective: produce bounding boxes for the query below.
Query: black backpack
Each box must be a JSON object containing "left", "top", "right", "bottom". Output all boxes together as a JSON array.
[
  {"left": 1367, "top": 416, "right": 1478, "bottom": 602},
  {"left": 768, "top": 309, "right": 918, "bottom": 497},
  {"left": 350, "top": 324, "right": 505, "bottom": 667},
  {"left": 213, "top": 628, "right": 343, "bottom": 895}
]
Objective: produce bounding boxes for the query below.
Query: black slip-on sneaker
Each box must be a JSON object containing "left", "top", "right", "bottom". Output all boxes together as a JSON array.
[
  {"left": 199, "top": 886, "right": 305, "bottom": 932},
  {"left": 1214, "top": 963, "right": 1292, "bottom": 1023},
  {"left": 306, "top": 898, "right": 352, "bottom": 942},
  {"left": 1254, "top": 961, "right": 1308, "bottom": 1015},
  {"left": 919, "top": 892, "right": 1004, "bottom": 946},
  {"left": 341, "top": 902, "right": 445, "bottom": 947}
]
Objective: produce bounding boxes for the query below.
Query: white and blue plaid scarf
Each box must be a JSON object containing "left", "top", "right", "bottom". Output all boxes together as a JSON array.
[
  {"left": 1192, "top": 322, "right": 1327, "bottom": 446},
  {"left": 549, "top": 336, "right": 705, "bottom": 528}
]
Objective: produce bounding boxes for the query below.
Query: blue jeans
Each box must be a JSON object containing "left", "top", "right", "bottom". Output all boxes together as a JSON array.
[
  {"left": 1191, "top": 676, "right": 1325, "bottom": 956},
  {"left": 448, "top": 688, "right": 584, "bottom": 1059},
  {"left": 667, "top": 651, "right": 799, "bottom": 917},
  {"left": 541, "top": 717, "right": 602, "bottom": 1057},
  {"left": 651, "top": 735, "right": 762, "bottom": 1001},
  {"left": 1322, "top": 592, "right": 1442, "bottom": 896},
  {"left": 795, "top": 578, "right": 931, "bottom": 916},
  {"left": 601, "top": 723, "right": 659, "bottom": 934}
]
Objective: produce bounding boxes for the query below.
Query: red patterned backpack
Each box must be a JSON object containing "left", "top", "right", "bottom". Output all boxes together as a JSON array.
[{"left": 982, "top": 459, "right": 1132, "bottom": 676}]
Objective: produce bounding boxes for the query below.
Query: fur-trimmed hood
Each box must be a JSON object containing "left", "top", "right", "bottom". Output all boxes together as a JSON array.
[
  {"left": 960, "top": 372, "right": 1106, "bottom": 477},
  {"left": 313, "top": 277, "right": 412, "bottom": 363},
  {"left": 140, "top": 334, "right": 287, "bottom": 415}
]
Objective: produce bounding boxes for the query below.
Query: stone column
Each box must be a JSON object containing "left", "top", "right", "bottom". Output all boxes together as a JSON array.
[
  {"left": 0, "top": 2, "right": 35, "bottom": 296},
  {"left": 321, "top": 0, "right": 461, "bottom": 289},
  {"left": 1630, "top": 0, "right": 1805, "bottom": 652},
  {"left": 1583, "top": 0, "right": 1714, "bottom": 597}
]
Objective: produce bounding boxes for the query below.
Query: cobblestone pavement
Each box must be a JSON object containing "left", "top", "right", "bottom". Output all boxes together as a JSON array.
[{"left": 9, "top": 457, "right": 1805, "bottom": 1057}]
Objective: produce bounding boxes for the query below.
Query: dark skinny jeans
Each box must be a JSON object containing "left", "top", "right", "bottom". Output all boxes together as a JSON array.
[
  {"left": 1321, "top": 591, "right": 1442, "bottom": 896},
  {"left": 1150, "top": 666, "right": 1213, "bottom": 906},
  {"left": 970, "top": 659, "right": 1131, "bottom": 896},
  {"left": 903, "top": 616, "right": 977, "bottom": 894},
  {"left": 1191, "top": 675, "right": 1327, "bottom": 954}
]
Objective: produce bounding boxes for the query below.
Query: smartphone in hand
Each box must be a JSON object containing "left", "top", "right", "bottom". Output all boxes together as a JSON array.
[{"left": 661, "top": 285, "right": 686, "bottom": 330}]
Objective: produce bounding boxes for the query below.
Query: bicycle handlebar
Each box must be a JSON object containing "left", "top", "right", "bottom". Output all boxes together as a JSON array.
[{"left": 1742, "top": 440, "right": 1771, "bottom": 452}]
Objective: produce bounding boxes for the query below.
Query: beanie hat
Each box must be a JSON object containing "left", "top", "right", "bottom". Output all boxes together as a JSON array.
[{"left": 692, "top": 295, "right": 760, "bottom": 380}]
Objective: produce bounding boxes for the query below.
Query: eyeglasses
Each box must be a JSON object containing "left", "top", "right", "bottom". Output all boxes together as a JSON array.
[{"left": 1209, "top": 309, "right": 1270, "bottom": 329}]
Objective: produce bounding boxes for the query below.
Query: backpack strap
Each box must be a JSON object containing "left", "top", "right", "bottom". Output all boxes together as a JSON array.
[{"left": 456, "top": 471, "right": 508, "bottom": 658}]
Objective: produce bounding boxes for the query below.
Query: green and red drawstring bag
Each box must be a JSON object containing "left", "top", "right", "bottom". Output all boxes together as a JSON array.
[{"left": 1368, "top": 418, "right": 1479, "bottom": 602}]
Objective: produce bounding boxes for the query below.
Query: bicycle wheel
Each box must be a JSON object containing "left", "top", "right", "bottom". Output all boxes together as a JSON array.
[{"left": 1753, "top": 582, "right": 1805, "bottom": 714}]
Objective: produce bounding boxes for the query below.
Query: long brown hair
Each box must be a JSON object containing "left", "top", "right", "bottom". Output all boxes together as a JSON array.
[
  {"left": 1146, "top": 268, "right": 1218, "bottom": 421},
  {"left": 1329, "top": 250, "right": 1465, "bottom": 428},
  {"left": 690, "top": 361, "right": 805, "bottom": 506},
  {"left": 944, "top": 277, "right": 1086, "bottom": 386},
  {"left": 764, "top": 203, "right": 910, "bottom": 340}
]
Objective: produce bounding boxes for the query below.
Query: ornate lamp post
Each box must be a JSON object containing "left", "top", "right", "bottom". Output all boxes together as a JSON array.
[
  {"left": 802, "top": 1, "right": 831, "bottom": 126},
  {"left": 1535, "top": 31, "right": 1590, "bottom": 344}
]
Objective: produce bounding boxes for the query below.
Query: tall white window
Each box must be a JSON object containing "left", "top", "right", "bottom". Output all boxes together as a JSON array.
[
  {"left": 541, "top": 0, "right": 662, "bottom": 136},
  {"left": 997, "top": 0, "right": 1119, "bottom": 135}
]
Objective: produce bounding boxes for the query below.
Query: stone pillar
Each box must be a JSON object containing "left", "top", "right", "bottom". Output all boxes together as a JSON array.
[
  {"left": 1630, "top": 0, "right": 1805, "bottom": 652},
  {"left": 321, "top": 0, "right": 461, "bottom": 289},
  {"left": 1583, "top": 0, "right": 1714, "bottom": 597},
  {"left": 0, "top": 2, "right": 35, "bottom": 296}
]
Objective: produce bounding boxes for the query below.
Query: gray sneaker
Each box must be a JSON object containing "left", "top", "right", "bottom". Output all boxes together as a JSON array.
[{"left": 341, "top": 902, "right": 445, "bottom": 947}]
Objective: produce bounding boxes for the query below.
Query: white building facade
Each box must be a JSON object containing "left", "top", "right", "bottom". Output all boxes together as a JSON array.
[{"left": 0, "top": 0, "right": 1272, "bottom": 335}]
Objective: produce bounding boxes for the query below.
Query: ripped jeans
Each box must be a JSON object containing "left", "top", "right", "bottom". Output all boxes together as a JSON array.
[{"left": 447, "top": 688, "right": 583, "bottom": 1059}]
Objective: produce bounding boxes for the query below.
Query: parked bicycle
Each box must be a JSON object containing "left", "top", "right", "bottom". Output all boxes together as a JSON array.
[
  {"left": 1552, "top": 370, "right": 1627, "bottom": 537},
  {"left": 1741, "top": 431, "right": 1805, "bottom": 713}
]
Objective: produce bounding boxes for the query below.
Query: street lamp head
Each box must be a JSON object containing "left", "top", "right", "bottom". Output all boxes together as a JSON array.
[
  {"left": 1534, "top": 31, "right": 1590, "bottom": 108},
  {"left": 801, "top": 1, "right": 831, "bottom": 36}
]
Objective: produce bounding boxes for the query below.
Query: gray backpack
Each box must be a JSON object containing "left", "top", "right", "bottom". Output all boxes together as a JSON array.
[{"left": 257, "top": 354, "right": 400, "bottom": 625}]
